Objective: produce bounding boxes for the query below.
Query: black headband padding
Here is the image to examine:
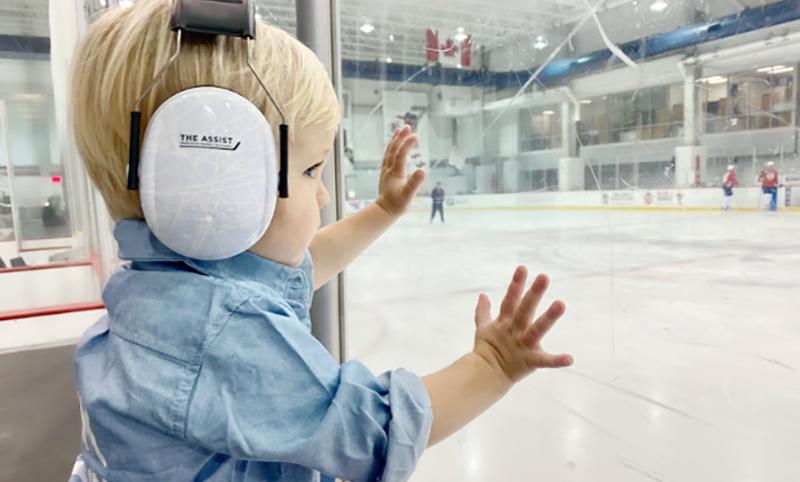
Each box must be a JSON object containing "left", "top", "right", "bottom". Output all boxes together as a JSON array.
[
  {"left": 127, "top": 111, "right": 142, "bottom": 190},
  {"left": 279, "top": 124, "right": 289, "bottom": 198},
  {"left": 170, "top": 0, "right": 256, "bottom": 38}
]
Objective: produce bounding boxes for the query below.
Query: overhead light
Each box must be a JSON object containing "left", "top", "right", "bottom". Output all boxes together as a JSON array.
[
  {"left": 385, "top": 56, "right": 392, "bottom": 63},
  {"left": 360, "top": 22, "right": 375, "bottom": 34},
  {"left": 542, "top": 110, "right": 555, "bottom": 115},
  {"left": 580, "top": 99, "right": 592, "bottom": 104},
  {"left": 388, "top": 34, "right": 395, "bottom": 42},
  {"left": 454, "top": 27, "right": 468, "bottom": 42},
  {"left": 701, "top": 75, "right": 727, "bottom": 85},
  {"left": 533, "top": 35, "right": 548, "bottom": 50},
  {"left": 98, "top": 0, "right": 107, "bottom": 6},
  {"left": 650, "top": 0, "right": 668, "bottom": 12},
  {"left": 12, "top": 93, "right": 43, "bottom": 101},
  {"left": 119, "top": 0, "right": 133, "bottom": 7},
  {"left": 757, "top": 65, "right": 794, "bottom": 74},
  {"left": 756, "top": 65, "right": 787, "bottom": 72},
  {"left": 456, "top": 63, "right": 463, "bottom": 69}
]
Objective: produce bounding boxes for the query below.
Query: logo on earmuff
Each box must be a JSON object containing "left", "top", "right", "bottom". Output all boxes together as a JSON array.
[{"left": 179, "top": 134, "right": 240, "bottom": 151}]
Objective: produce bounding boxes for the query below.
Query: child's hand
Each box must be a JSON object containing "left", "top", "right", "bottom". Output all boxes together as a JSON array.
[
  {"left": 473, "top": 266, "right": 573, "bottom": 385},
  {"left": 375, "top": 125, "right": 426, "bottom": 217}
]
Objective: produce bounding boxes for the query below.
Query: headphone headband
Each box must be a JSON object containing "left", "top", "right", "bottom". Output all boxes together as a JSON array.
[
  {"left": 170, "top": 0, "right": 255, "bottom": 39},
  {"left": 127, "top": 0, "right": 289, "bottom": 199}
]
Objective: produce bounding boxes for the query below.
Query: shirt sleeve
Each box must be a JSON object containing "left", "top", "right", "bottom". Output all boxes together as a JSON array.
[{"left": 184, "top": 298, "right": 433, "bottom": 482}]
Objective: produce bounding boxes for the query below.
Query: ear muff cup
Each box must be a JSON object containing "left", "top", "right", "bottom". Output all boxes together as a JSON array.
[{"left": 139, "top": 86, "right": 278, "bottom": 260}]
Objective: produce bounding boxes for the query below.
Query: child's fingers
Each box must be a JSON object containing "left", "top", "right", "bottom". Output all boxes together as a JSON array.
[
  {"left": 475, "top": 294, "right": 492, "bottom": 328},
  {"left": 512, "top": 274, "right": 548, "bottom": 330},
  {"left": 392, "top": 134, "right": 417, "bottom": 175},
  {"left": 382, "top": 133, "right": 402, "bottom": 170},
  {"left": 498, "top": 266, "right": 527, "bottom": 321},
  {"left": 384, "top": 128, "right": 402, "bottom": 163},
  {"left": 521, "top": 300, "right": 565, "bottom": 346},
  {"left": 385, "top": 126, "right": 411, "bottom": 167},
  {"left": 390, "top": 124, "right": 407, "bottom": 145},
  {"left": 528, "top": 352, "right": 574, "bottom": 369},
  {"left": 402, "top": 169, "right": 426, "bottom": 198},
  {"left": 392, "top": 125, "right": 406, "bottom": 140}
]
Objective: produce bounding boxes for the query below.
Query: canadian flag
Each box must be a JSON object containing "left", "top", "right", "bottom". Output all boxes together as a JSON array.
[
  {"left": 460, "top": 34, "right": 472, "bottom": 67},
  {"left": 425, "top": 29, "right": 472, "bottom": 67},
  {"left": 426, "top": 29, "right": 439, "bottom": 62}
]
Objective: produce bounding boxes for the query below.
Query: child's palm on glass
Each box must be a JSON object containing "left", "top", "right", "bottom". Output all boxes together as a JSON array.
[{"left": 473, "top": 266, "right": 573, "bottom": 384}]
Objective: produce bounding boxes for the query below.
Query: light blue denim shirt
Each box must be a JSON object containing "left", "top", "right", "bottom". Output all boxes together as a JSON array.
[{"left": 70, "top": 220, "right": 432, "bottom": 482}]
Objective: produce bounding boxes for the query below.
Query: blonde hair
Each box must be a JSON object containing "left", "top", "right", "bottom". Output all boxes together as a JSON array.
[{"left": 72, "top": 0, "right": 340, "bottom": 220}]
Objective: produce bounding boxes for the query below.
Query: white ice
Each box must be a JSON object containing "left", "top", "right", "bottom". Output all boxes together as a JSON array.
[{"left": 345, "top": 208, "right": 800, "bottom": 482}]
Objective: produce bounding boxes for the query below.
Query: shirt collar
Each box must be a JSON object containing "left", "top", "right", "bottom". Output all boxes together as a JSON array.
[{"left": 114, "top": 219, "right": 313, "bottom": 300}]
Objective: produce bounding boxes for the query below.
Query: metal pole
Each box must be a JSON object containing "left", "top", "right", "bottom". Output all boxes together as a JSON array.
[
  {"left": 682, "top": 64, "right": 702, "bottom": 146},
  {"left": 793, "top": 62, "right": 799, "bottom": 157},
  {"left": 296, "top": 0, "right": 345, "bottom": 362}
]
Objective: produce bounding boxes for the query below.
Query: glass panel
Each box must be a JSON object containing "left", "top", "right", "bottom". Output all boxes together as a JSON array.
[
  {"left": 4, "top": 95, "right": 71, "bottom": 243},
  {"left": 0, "top": 0, "right": 106, "bottom": 313},
  {"left": 1, "top": 1, "right": 75, "bottom": 257},
  {"left": 338, "top": 1, "right": 799, "bottom": 480},
  {"left": 0, "top": 108, "right": 14, "bottom": 242}
]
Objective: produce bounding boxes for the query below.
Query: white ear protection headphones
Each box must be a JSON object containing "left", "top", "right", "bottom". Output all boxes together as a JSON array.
[{"left": 126, "top": 0, "right": 288, "bottom": 260}]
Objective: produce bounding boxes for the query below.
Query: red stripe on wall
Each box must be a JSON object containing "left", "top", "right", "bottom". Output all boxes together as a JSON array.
[
  {"left": 0, "top": 261, "right": 92, "bottom": 274},
  {"left": 0, "top": 301, "right": 105, "bottom": 322}
]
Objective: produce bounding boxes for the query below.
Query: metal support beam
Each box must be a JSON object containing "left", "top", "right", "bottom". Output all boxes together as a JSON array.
[
  {"left": 296, "top": 0, "right": 345, "bottom": 362},
  {"left": 559, "top": 87, "right": 580, "bottom": 157},
  {"left": 682, "top": 64, "right": 702, "bottom": 146}
]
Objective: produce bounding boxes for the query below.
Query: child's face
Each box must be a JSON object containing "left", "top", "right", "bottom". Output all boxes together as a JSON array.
[{"left": 249, "top": 123, "right": 336, "bottom": 266}]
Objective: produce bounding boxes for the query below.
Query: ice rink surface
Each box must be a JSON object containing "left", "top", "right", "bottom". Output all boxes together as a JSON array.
[{"left": 344, "top": 208, "right": 800, "bottom": 482}]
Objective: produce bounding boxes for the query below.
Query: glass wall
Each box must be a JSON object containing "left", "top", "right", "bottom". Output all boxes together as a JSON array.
[
  {"left": 341, "top": 79, "right": 697, "bottom": 199},
  {"left": 0, "top": 4, "right": 70, "bottom": 252},
  {"left": 0, "top": 0, "right": 122, "bottom": 317},
  {"left": 0, "top": 107, "right": 13, "bottom": 243},
  {"left": 2, "top": 95, "right": 71, "bottom": 244},
  {"left": 338, "top": 1, "right": 799, "bottom": 481},
  {"left": 339, "top": 62, "right": 800, "bottom": 198}
]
